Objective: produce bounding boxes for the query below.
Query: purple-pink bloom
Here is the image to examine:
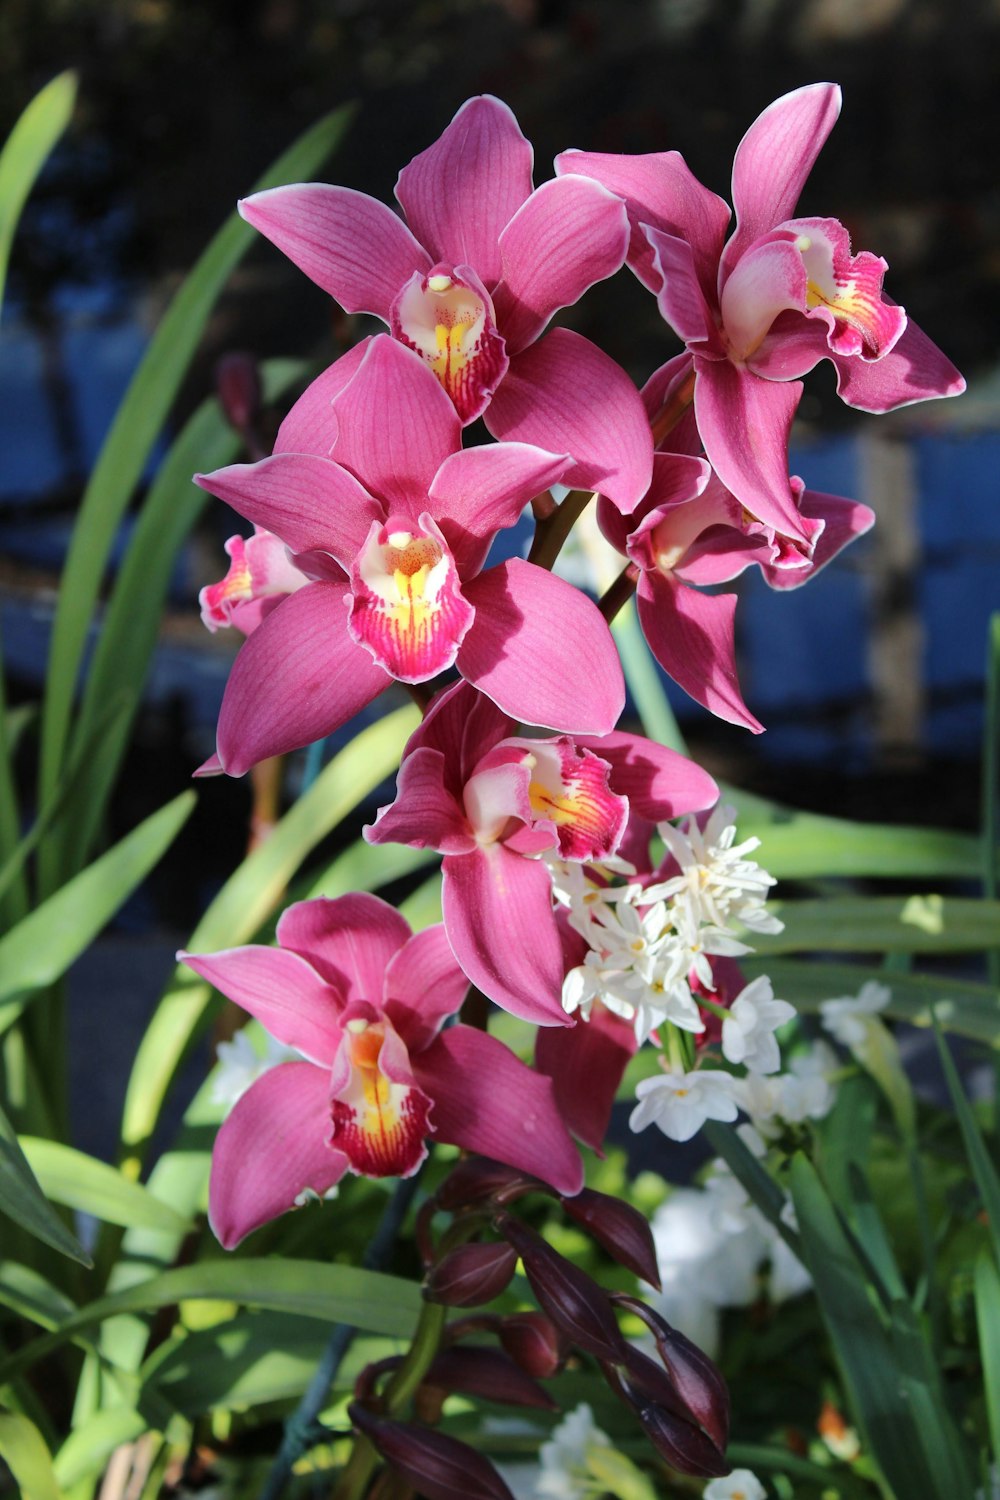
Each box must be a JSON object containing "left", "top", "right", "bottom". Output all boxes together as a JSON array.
[
  {"left": 364, "top": 681, "right": 718, "bottom": 1026},
  {"left": 180, "top": 893, "right": 583, "bottom": 1247},
  {"left": 199, "top": 526, "right": 310, "bottom": 636},
  {"left": 238, "top": 95, "right": 653, "bottom": 512},
  {"left": 195, "top": 337, "right": 625, "bottom": 776},
  {"left": 558, "top": 83, "right": 964, "bottom": 545}
]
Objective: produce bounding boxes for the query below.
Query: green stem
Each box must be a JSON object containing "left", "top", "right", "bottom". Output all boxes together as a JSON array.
[
  {"left": 983, "top": 613, "right": 1000, "bottom": 987},
  {"left": 611, "top": 599, "right": 688, "bottom": 754},
  {"left": 527, "top": 488, "right": 593, "bottom": 571}
]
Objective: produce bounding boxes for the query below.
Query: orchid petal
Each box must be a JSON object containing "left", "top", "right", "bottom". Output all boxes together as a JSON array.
[
  {"left": 556, "top": 147, "right": 730, "bottom": 298},
  {"left": 415, "top": 1026, "right": 583, "bottom": 1194},
  {"left": 395, "top": 96, "right": 534, "bottom": 290},
  {"left": 180, "top": 945, "right": 340, "bottom": 1064},
  {"left": 384, "top": 925, "right": 471, "bottom": 1052},
  {"left": 641, "top": 352, "right": 701, "bottom": 454},
  {"left": 364, "top": 747, "right": 474, "bottom": 855},
  {"left": 330, "top": 337, "right": 461, "bottom": 511},
  {"left": 239, "top": 184, "right": 431, "bottom": 319},
  {"left": 829, "top": 316, "right": 967, "bottom": 413},
  {"left": 761, "top": 485, "right": 874, "bottom": 590},
  {"left": 398, "top": 680, "right": 514, "bottom": 798},
  {"left": 195, "top": 454, "right": 382, "bottom": 566},
  {"left": 535, "top": 1001, "right": 637, "bottom": 1152},
  {"left": 430, "top": 441, "right": 571, "bottom": 575},
  {"left": 600, "top": 450, "right": 712, "bottom": 559},
  {"left": 274, "top": 340, "right": 372, "bottom": 458},
  {"left": 492, "top": 174, "right": 628, "bottom": 353},
  {"left": 457, "top": 559, "right": 624, "bottom": 733},
  {"left": 693, "top": 360, "right": 820, "bottom": 547},
  {"left": 574, "top": 725, "right": 720, "bottom": 818},
  {"left": 214, "top": 583, "right": 389, "bottom": 776},
  {"left": 442, "top": 846, "right": 569, "bottom": 1026},
  {"left": 636, "top": 571, "right": 763, "bottom": 732},
  {"left": 507, "top": 735, "right": 628, "bottom": 860},
  {"left": 783, "top": 216, "right": 905, "bottom": 359},
  {"left": 209, "top": 1062, "right": 347, "bottom": 1248},
  {"left": 644, "top": 226, "right": 719, "bottom": 348},
  {"left": 724, "top": 83, "right": 843, "bottom": 281},
  {"left": 276, "top": 894, "right": 412, "bottom": 1006},
  {"left": 718, "top": 232, "right": 808, "bottom": 362},
  {"left": 485, "top": 328, "right": 653, "bottom": 513}
]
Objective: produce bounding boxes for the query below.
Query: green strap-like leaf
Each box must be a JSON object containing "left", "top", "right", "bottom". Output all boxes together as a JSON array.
[
  {"left": 36, "top": 102, "right": 354, "bottom": 871},
  {"left": 53, "top": 1409, "right": 147, "bottom": 1491},
  {"left": 0, "top": 1409, "right": 63, "bottom": 1500},
  {"left": 0, "top": 790, "right": 195, "bottom": 1028},
  {"left": 0, "top": 71, "right": 77, "bottom": 315},
  {"left": 932, "top": 1014, "right": 1000, "bottom": 1268},
  {"left": 18, "top": 1138, "right": 191, "bottom": 1235},
  {"left": 975, "top": 1250, "right": 1000, "bottom": 1467},
  {"left": 0, "top": 1106, "right": 90, "bottom": 1266},
  {"left": 752, "top": 895, "right": 1000, "bottom": 954}
]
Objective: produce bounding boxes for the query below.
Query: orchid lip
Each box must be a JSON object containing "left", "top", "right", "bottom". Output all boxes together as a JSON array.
[{"left": 390, "top": 265, "right": 508, "bottom": 423}]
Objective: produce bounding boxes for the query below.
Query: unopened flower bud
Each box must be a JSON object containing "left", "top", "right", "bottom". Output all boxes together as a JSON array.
[
  {"left": 436, "top": 1157, "right": 547, "bottom": 1212},
  {"left": 425, "top": 1346, "right": 556, "bottom": 1410},
  {"left": 629, "top": 1392, "right": 729, "bottom": 1478},
  {"left": 215, "top": 351, "right": 262, "bottom": 435},
  {"left": 494, "top": 1212, "right": 626, "bottom": 1361},
  {"left": 498, "top": 1311, "right": 565, "bottom": 1378},
  {"left": 615, "top": 1296, "right": 729, "bottom": 1450},
  {"left": 560, "top": 1187, "right": 662, "bottom": 1289},
  {"left": 424, "top": 1241, "right": 518, "bottom": 1307},
  {"left": 347, "top": 1403, "right": 515, "bottom": 1500}
]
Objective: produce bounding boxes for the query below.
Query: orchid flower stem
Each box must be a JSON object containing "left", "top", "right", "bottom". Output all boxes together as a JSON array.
[
  {"left": 650, "top": 368, "right": 696, "bottom": 446},
  {"left": 597, "top": 563, "right": 639, "bottom": 625},
  {"left": 261, "top": 1170, "right": 425, "bottom": 1500},
  {"left": 527, "top": 487, "right": 594, "bottom": 571}
]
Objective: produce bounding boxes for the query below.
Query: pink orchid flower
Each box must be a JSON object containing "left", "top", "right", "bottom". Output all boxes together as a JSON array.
[
  {"left": 238, "top": 95, "right": 653, "bottom": 512},
  {"left": 558, "top": 83, "right": 964, "bottom": 546},
  {"left": 364, "top": 681, "right": 718, "bottom": 1027},
  {"left": 195, "top": 337, "right": 625, "bottom": 776},
  {"left": 199, "top": 526, "right": 310, "bottom": 636},
  {"left": 180, "top": 892, "right": 583, "bottom": 1247},
  {"left": 595, "top": 354, "right": 875, "bottom": 732}
]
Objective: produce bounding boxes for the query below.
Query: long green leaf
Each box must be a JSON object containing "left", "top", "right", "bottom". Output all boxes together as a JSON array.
[
  {"left": 932, "top": 1014, "right": 1000, "bottom": 1268},
  {"left": 983, "top": 613, "right": 1000, "bottom": 985},
  {"left": 753, "top": 895, "right": 1000, "bottom": 955},
  {"left": 53, "top": 1410, "right": 147, "bottom": 1491},
  {"left": 975, "top": 1250, "right": 1000, "bottom": 1466},
  {"left": 0, "top": 634, "right": 29, "bottom": 926},
  {"left": 0, "top": 791, "right": 195, "bottom": 1028},
  {"left": 37, "top": 103, "right": 354, "bottom": 856},
  {"left": 0, "top": 1409, "right": 62, "bottom": 1500},
  {"left": 0, "top": 1106, "right": 90, "bottom": 1265},
  {"left": 19, "top": 1138, "right": 191, "bottom": 1235},
  {"left": 0, "top": 71, "right": 77, "bottom": 314},
  {"left": 118, "top": 703, "right": 418, "bottom": 1164},
  {"left": 0, "top": 1260, "right": 422, "bottom": 1387}
]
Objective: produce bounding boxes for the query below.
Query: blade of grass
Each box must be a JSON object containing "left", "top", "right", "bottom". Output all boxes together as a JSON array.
[
  {"left": 0, "top": 1409, "right": 62, "bottom": 1500},
  {"left": 983, "top": 613, "right": 1000, "bottom": 986},
  {"left": 0, "top": 71, "right": 77, "bottom": 315},
  {"left": 0, "top": 630, "right": 29, "bottom": 927},
  {"left": 932, "top": 1011, "right": 1000, "bottom": 1268},
  {"left": 975, "top": 1250, "right": 1000, "bottom": 1467},
  {"left": 0, "top": 1105, "right": 90, "bottom": 1266},
  {"left": 752, "top": 894, "right": 1000, "bottom": 954}
]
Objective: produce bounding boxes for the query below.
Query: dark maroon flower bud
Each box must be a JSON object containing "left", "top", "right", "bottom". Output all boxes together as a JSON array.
[
  {"left": 424, "top": 1241, "right": 518, "bottom": 1307},
  {"left": 347, "top": 1404, "right": 515, "bottom": 1500},
  {"left": 424, "top": 1346, "right": 557, "bottom": 1410},
  {"left": 215, "top": 351, "right": 262, "bottom": 435},
  {"left": 436, "top": 1157, "right": 547, "bottom": 1212},
  {"left": 498, "top": 1311, "right": 565, "bottom": 1378},
  {"left": 614, "top": 1296, "right": 730, "bottom": 1450},
  {"left": 560, "top": 1188, "right": 662, "bottom": 1290},
  {"left": 629, "top": 1392, "right": 729, "bottom": 1478},
  {"left": 494, "top": 1212, "right": 626, "bottom": 1362}
]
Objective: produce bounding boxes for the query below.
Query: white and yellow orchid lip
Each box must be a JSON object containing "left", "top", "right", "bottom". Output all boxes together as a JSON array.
[
  {"left": 348, "top": 515, "right": 474, "bottom": 682},
  {"left": 390, "top": 265, "right": 508, "bottom": 423},
  {"left": 789, "top": 217, "right": 905, "bottom": 359},
  {"left": 329, "top": 1011, "right": 430, "bottom": 1179},
  {"left": 518, "top": 738, "right": 629, "bottom": 862}
]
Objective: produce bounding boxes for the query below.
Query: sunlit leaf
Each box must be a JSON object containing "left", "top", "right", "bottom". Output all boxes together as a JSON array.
[
  {"left": 0, "top": 71, "right": 77, "bottom": 313},
  {"left": 0, "top": 1105, "right": 90, "bottom": 1266},
  {"left": 19, "top": 1138, "right": 191, "bottom": 1235},
  {"left": 0, "top": 1409, "right": 62, "bottom": 1500}
]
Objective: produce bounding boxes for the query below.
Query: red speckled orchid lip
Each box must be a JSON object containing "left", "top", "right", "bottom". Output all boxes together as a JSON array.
[
  {"left": 391, "top": 265, "right": 508, "bottom": 425},
  {"left": 496, "top": 736, "right": 629, "bottom": 863},
  {"left": 328, "top": 1006, "right": 431, "bottom": 1180}
]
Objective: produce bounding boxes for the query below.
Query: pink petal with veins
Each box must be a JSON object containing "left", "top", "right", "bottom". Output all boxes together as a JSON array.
[
  {"left": 328, "top": 1011, "right": 432, "bottom": 1179},
  {"left": 398, "top": 680, "right": 514, "bottom": 800},
  {"left": 430, "top": 442, "right": 571, "bottom": 576},
  {"left": 275, "top": 894, "right": 412, "bottom": 1004},
  {"left": 573, "top": 727, "right": 720, "bottom": 819},
  {"left": 383, "top": 925, "right": 470, "bottom": 1053},
  {"left": 829, "top": 316, "right": 967, "bottom": 412},
  {"left": 644, "top": 227, "right": 721, "bottom": 350},
  {"left": 239, "top": 185, "right": 431, "bottom": 320},
  {"left": 781, "top": 216, "right": 905, "bottom": 359},
  {"left": 501, "top": 736, "right": 628, "bottom": 861},
  {"left": 364, "top": 747, "right": 475, "bottom": 856},
  {"left": 636, "top": 570, "right": 763, "bottom": 733},
  {"left": 179, "top": 945, "right": 340, "bottom": 1065},
  {"left": 761, "top": 485, "right": 874, "bottom": 590},
  {"left": 718, "top": 231, "right": 809, "bottom": 362},
  {"left": 535, "top": 1000, "right": 637, "bottom": 1152},
  {"left": 274, "top": 340, "right": 372, "bottom": 458}
]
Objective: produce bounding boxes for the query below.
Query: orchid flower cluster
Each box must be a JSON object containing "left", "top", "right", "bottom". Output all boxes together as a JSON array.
[{"left": 181, "top": 83, "right": 961, "bottom": 1491}]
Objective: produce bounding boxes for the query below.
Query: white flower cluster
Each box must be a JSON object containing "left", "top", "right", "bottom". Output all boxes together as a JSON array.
[
  {"left": 536, "top": 1403, "right": 612, "bottom": 1499},
  {"left": 212, "top": 1026, "right": 301, "bottom": 1109}
]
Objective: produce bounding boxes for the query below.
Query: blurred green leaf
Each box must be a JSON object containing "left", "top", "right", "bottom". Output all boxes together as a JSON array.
[
  {"left": 888, "top": 1298, "right": 973, "bottom": 1495},
  {"left": 0, "top": 1260, "right": 77, "bottom": 1330},
  {"left": 983, "top": 613, "right": 1000, "bottom": 985},
  {"left": 0, "top": 1408, "right": 62, "bottom": 1500},
  {"left": 932, "top": 1015, "right": 1000, "bottom": 1269},
  {"left": 53, "top": 1410, "right": 147, "bottom": 1490},
  {"left": 19, "top": 1139, "right": 191, "bottom": 1235},
  {"left": 975, "top": 1250, "right": 1000, "bottom": 1466},
  {"left": 398, "top": 870, "right": 443, "bottom": 930},
  {"left": 753, "top": 895, "right": 1000, "bottom": 954},
  {"left": 303, "top": 838, "right": 436, "bottom": 901},
  {"left": 0, "top": 791, "right": 195, "bottom": 1028},
  {"left": 0, "top": 71, "right": 77, "bottom": 314},
  {"left": 0, "top": 1105, "right": 90, "bottom": 1266},
  {"left": 37, "top": 103, "right": 354, "bottom": 872}
]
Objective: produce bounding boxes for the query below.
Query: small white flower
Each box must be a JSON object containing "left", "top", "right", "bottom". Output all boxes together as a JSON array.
[
  {"left": 536, "top": 1403, "right": 611, "bottom": 1499},
  {"left": 703, "top": 1467, "right": 768, "bottom": 1500},
  {"left": 212, "top": 1027, "right": 300, "bottom": 1109},
  {"left": 820, "top": 980, "right": 891, "bottom": 1049},
  {"left": 630, "top": 1066, "right": 739, "bottom": 1142},
  {"left": 720, "top": 975, "right": 797, "bottom": 1075},
  {"left": 650, "top": 804, "right": 783, "bottom": 938}
]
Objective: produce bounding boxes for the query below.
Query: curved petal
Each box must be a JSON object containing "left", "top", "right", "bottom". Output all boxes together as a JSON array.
[
  {"left": 195, "top": 454, "right": 382, "bottom": 565},
  {"left": 397, "top": 679, "right": 514, "bottom": 798},
  {"left": 485, "top": 328, "right": 653, "bottom": 514},
  {"left": 641, "top": 352, "right": 701, "bottom": 454},
  {"left": 556, "top": 147, "right": 730, "bottom": 299},
  {"left": 723, "top": 83, "right": 843, "bottom": 282},
  {"left": 415, "top": 1026, "right": 583, "bottom": 1194},
  {"left": 492, "top": 175, "right": 628, "bottom": 353},
  {"left": 179, "top": 945, "right": 340, "bottom": 1064},
  {"left": 330, "top": 337, "right": 461, "bottom": 511},
  {"left": 829, "top": 316, "right": 966, "bottom": 413},
  {"left": 535, "top": 1001, "right": 637, "bottom": 1152},
  {"left": 214, "top": 583, "right": 389, "bottom": 776},
  {"left": 395, "top": 96, "right": 534, "bottom": 289},
  {"left": 276, "top": 894, "right": 412, "bottom": 1006},
  {"left": 693, "top": 359, "right": 820, "bottom": 547},
  {"left": 644, "top": 226, "right": 719, "bottom": 349},
  {"left": 274, "top": 340, "right": 372, "bottom": 457},
  {"left": 429, "top": 442, "right": 572, "bottom": 576},
  {"left": 457, "top": 559, "right": 624, "bottom": 734},
  {"left": 442, "top": 846, "right": 569, "bottom": 1026},
  {"left": 364, "top": 747, "right": 474, "bottom": 855},
  {"left": 238, "top": 184, "right": 430, "bottom": 318},
  {"left": 209, "top": 1062, "right": 346, "bottom": 1249},
  {"left": 761, "top": 485, "right": 874, "bottom": 591},
  {"left": 718, "top": 232, "right": 808, "bottom": 362},
  {"left": 636, "top": 571, "right": 763, "bottom": 733},
  {"left": 383, "top": 925, "right": 470, "bottom": 1052},
  {"left": 573, "top": 725, "right": 720, "bottom": 819}
]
